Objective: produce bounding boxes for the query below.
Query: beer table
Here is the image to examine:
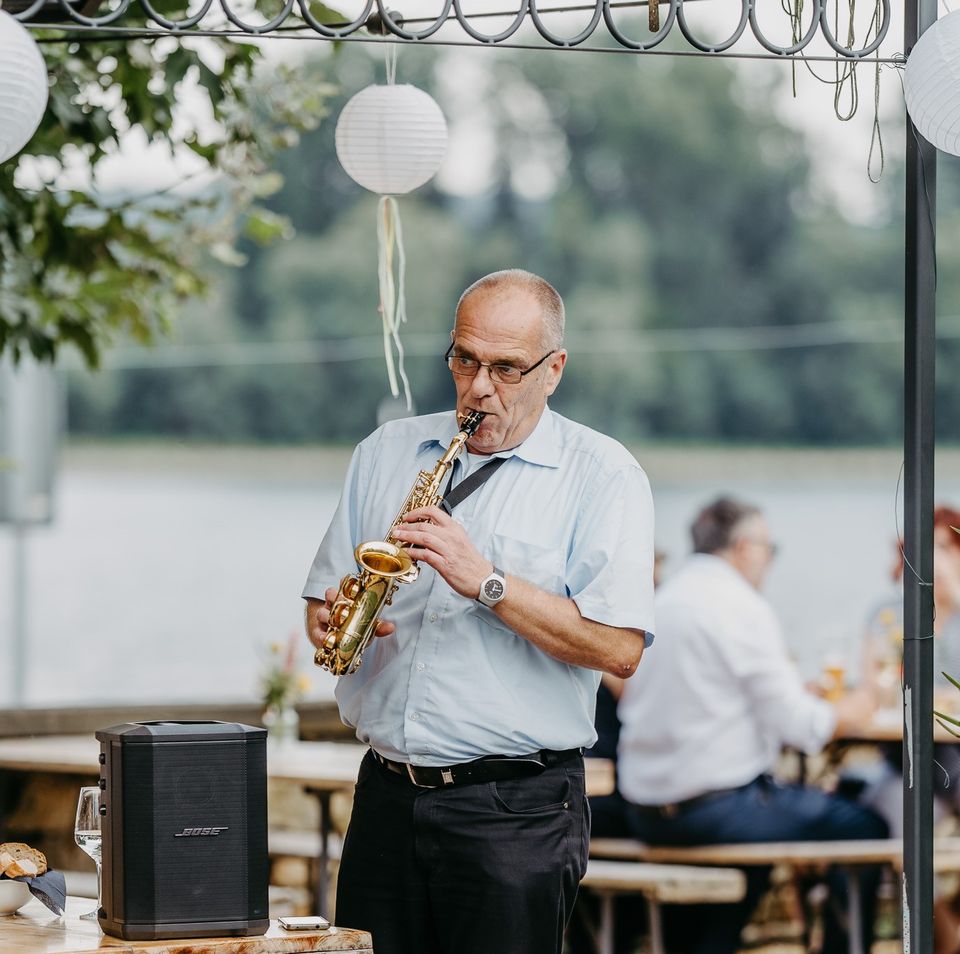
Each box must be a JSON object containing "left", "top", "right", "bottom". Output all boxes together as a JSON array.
[
  {"left": 0, "top": 736, "right": 614, "bottom": 917},
  {"left": 0, "top": 897, "right": 372, "bottom": 953},
  {"left": 833, "top": 705, "right": 960, "bottom": 744}
]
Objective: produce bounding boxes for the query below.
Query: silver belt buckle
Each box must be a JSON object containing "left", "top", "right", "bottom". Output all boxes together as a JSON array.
[{"left": 406, "top": 763, "right": 435, "bottom": 788}]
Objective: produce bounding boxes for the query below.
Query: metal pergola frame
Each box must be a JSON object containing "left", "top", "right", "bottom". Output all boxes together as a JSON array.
[{"left": 18, "top": 0, "right": 941, "bottom": 948}]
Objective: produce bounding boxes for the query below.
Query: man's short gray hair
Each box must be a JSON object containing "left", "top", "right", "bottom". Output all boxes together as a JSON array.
[
  {"left": 690, "top": 496, "right": 762, "bottom": 554},
  {"left": 456, "top": 269, "right": 565, "bottom": 351}
]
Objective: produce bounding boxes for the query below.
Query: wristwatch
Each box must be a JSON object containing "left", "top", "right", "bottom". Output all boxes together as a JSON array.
[{"left": 477, "top": 566, "right": 507, "bottom": 607}]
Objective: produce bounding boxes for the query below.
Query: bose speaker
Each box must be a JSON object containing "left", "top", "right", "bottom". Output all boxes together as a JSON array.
[{"left": 95, "top": 721, "right": 269, "bottom": 940}]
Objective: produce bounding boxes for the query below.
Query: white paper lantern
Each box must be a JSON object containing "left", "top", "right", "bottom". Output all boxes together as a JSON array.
[
  {"left": 904, "top": 10, "right": 960, "bottom": 157},
  {"left": 0, "top": 11, "right": 49, "bottom": 165},
  {"left": 335, "top": 84, "right": 448, "bottom": 196}
]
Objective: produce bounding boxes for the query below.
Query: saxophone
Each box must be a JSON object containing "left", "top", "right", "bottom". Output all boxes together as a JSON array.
[{"left": 314, "top": 410, "right": 486, "bottom": 676}]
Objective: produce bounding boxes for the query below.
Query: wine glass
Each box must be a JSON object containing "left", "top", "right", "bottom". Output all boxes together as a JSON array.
[{"left": 74, "top": 786, "right": 102, "bottom": 920}]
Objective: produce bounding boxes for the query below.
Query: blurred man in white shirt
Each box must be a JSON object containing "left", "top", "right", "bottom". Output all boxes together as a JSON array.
[{"left": 618, "top": 496, "right": 888, "bottom": 954}]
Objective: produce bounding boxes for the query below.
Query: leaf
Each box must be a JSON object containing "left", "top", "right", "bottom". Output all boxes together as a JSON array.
[
  {"left": 942, "top": 671, "right": 960, "bottom": 693},
  {"left": 934, "top": 709, "right": 960, "bottom": 729},
  {"left": 209, "top": 243, "right": 248, "bottom": 267},
  {"left": 936, "top": 716, "right": 960, "bottom": 739},
  {"left": 243, "top": 208, "right": 294, "bottom": 245},
  {"left": 299, "top": 0, "right": 348, "bottom": 23},
  {"left": 247, "top": 172, "right": 285, "bottom": 199}
]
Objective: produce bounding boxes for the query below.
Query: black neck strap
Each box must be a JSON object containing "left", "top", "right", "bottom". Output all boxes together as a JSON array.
[{"left": 440, "top": 457, "right": 507, "bottom": 515}]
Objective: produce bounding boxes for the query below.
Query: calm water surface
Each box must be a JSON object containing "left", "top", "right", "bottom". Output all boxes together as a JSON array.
[{"left": 0, "top": 445, "right": 953, "bottom": 708}]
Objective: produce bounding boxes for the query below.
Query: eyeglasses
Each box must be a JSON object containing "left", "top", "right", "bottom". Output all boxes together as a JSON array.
[
  {"left": 741, "top": 536, "right": 779, "bottom": 557},
  {"left": 444, "top": 343, "right": 557, "bottom": 385}
]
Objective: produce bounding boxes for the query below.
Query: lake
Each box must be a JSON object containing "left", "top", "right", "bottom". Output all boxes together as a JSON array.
[{"left": 2, "top": 442, "right": 957, "bottom": 709}]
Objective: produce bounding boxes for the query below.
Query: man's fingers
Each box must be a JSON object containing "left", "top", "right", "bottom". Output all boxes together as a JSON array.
[
  {"left": 375, "top": 619, "right": 397, "bottom": 639},
  {"left": 401, "top": 505, "right": 448, "bottom": 526}
]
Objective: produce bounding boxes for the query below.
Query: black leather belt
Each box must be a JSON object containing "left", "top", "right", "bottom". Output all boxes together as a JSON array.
[
  {"left": 372, "top": 747, "right": 581, "bottom": 789},
  {"left": 630, "top": 777, "right": 762, "bottom": 819}
]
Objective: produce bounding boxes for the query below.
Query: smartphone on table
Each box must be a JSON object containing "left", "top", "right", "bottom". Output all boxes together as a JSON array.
[{"left": 278, "top": 915, "right": 331, "bottom": 931}]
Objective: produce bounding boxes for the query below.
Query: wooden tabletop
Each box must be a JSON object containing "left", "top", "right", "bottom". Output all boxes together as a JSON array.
[
  {"left": 0, "top": 736, "right": 614, "bottom": 797},
  {"left": 0, "top": 898, "right": 372, "bottom": 954},
  {"left": 0, "top": 738, "right": 364, "bottom": 793},
  {"left": 836, "top": 708, "right": 960, "bottom": 744}
]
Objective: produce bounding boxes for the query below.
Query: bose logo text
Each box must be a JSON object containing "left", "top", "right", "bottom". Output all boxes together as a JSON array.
[{"left": 174, "top": 827, "right": 229, "bottom": 837}]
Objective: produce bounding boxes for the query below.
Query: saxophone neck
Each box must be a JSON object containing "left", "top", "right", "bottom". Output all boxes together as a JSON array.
[{"left": 437, "top": 432, "right": 469, "bottom": 468}]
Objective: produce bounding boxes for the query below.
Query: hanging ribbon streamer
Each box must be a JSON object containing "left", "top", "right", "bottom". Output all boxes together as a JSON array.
[
  {"left": 334, "top": 44, "right": 448, "bottom": 411},
  {"left": 377, "top": 195, "right": 412, "bottom": 410}
]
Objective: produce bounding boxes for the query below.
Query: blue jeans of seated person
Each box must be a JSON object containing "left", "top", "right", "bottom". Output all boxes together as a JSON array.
[
  {"left": 336, "top": 750, "right": 589, "bottom": 954},
  {"left": 623, "top": 775, "right": 890, "bottom": 954}
]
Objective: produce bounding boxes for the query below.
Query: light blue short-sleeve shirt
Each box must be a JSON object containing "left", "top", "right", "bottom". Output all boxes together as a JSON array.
[{"left": 302, "top": 406, "right": 656, "bottom": 766}]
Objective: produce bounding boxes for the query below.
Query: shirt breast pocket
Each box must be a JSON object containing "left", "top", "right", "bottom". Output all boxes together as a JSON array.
[{"left": 487, "top": 531, "right": 566, "bottom": 597}]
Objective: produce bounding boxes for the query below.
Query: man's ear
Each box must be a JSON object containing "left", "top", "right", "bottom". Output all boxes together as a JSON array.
[{"left": 544, "top": 350, "right": 567, "bottom": 396}]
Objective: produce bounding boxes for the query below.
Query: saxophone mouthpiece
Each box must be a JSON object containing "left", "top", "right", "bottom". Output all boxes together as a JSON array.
[{"left": 458, "top": 410, "right": 486, "bottom": 437}]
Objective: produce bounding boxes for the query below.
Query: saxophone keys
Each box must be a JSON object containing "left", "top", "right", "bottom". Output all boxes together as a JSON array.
[{"left": 330, "top": 601, "right": 350, "bottom": 627}]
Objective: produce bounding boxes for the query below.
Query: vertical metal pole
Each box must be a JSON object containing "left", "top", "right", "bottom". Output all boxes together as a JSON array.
[
  {"left": 11, "top": 523, "right": 26, "bottom": 707},
  {"left": 903, "top": 0, "right": 937, "bottom": 949}
]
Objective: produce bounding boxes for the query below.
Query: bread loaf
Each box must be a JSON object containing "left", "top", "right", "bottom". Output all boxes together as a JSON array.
[{"left": 0, "top": 842, "right": 47, "bottom": 878}]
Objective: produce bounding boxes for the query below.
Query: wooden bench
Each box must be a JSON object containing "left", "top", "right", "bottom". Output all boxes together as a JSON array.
[
  {"left": 591, "top": 835, "right": 960, "bottom": 870},
  {"left": 580, "top": 859, "right": 745, "bottom": 954},
  {"left": 269, "top": 828, "right": 326, "bottom": 860},
  {"left": 590, "top": 837, "right": 960, "bottom": 954},
  {"left": 269, "top": 828, "right": 343, "bottom": 916}
]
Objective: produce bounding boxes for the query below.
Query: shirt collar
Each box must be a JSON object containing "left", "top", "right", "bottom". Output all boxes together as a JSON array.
[
  {"left": 690, "top": 553, "right": 753, "bottom": 590},
  {"left": 418, "top": 406, "right": 560, "bottom": 468}
]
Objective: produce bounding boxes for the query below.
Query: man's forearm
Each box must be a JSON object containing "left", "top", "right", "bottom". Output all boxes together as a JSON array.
[{"left": 491, "top": 573, "right": 645, "bottom": 677}]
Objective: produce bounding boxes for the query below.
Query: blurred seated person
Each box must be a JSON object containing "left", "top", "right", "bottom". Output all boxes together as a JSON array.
[
  {"left": 618, "top": 496, "right": 888, "bottom": 954},
  {"left": 858, "top": 504, "right": 960, "bottom": 835}
]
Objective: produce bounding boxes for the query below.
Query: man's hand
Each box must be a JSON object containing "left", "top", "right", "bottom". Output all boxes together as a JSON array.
[
  {"left": 304, "top": 587, "right": 396, "bottom": 655},
  {"left": 390, "top": 505, "right": 490, "bottom": 600},
  {"left": 829, "top": 686, "right": 878, "bottom": 739}
]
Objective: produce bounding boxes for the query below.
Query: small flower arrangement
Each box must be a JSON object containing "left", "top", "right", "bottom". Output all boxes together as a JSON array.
[{"left": 260, "top": 632, "right": 311, "bottom": 714}]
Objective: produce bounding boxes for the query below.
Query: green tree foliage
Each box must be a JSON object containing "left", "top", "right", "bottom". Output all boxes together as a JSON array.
[
  {"left": 67, "top": 39, "right": 960, "bottom": 445},
  {"left": 0, "top": 15, "right": 333, "bottom": 366}
]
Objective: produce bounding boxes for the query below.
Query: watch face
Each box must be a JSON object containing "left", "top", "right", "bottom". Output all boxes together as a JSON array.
[{"left": 483, "top": 578, "right": 504, "bottom": 601}]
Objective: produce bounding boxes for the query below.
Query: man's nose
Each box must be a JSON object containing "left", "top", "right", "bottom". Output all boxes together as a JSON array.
[{"left": 467, "top": 365, "right": 496, "bottom": 399}]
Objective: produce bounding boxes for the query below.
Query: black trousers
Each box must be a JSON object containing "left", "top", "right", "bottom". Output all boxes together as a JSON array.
[{"left": 335, "top": 749, "right": 589, "bottom": 954}]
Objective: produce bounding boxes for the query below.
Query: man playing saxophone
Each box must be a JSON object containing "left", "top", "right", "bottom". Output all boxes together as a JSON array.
[{"left": 302, "top": 269, "right": 656, "bottom": 954}]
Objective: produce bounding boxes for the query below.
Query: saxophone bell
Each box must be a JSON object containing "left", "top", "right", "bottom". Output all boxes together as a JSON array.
[{"left": 356, "top": 541, "right": 418, "bottom": 583}]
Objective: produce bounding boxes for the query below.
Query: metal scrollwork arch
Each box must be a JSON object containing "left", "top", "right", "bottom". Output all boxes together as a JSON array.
[
  {"left": 452, "top": 0, "right": 530, "bottom": 45},
  {"left": 602, "top": 0, "right": 677, "bottom": 52},
  {"left": 675, "top": 0, "right": 749, "bottom": 54},
  {"left": 528, "top": 0, "right": 603, "bottom": 48},
  {"left": 14, "top": 0, "right": 894, "bottom": 60},
  {"left": 819, "top": 0, "right": 890, "bottom": 58}
]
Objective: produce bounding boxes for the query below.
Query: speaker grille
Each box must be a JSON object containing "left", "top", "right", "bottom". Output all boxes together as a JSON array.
[{"left": 122, "top": 741, "right": 254, "bottom": 923}]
